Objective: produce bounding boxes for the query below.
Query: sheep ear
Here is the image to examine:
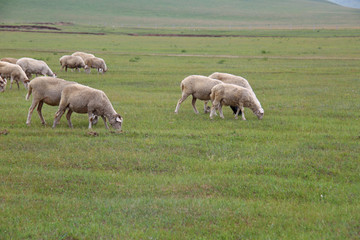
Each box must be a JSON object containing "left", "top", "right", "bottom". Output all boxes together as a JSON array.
[{"left": 116, "top": 116, "right": 122, "bottom": 123}]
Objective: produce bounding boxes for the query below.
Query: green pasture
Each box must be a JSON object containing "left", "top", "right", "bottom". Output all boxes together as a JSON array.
[
  {"left": 0, "top": 30, "right": 359, "bottom": 239},
  {"left": 1, "top": 0, "right": 360, "bottom": 28}
]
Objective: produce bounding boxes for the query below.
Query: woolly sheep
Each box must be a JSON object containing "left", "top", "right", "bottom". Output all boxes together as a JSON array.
[
  {"left": 174, "top": 75, "right": 222, "bottom": 114},
  {"left": 59, "top": 55, "right": 85, "bottom": 72},
  {"left": 0, "top": 61, "right": 29, "bottom": 89},
  {"left": 209, "top": 72, "right": 254, "bottom": 114},
  {"left": 16, "top": 57, "right": 56, "bottom": 79},
  {"left": 71, "top": 51, "right": 95, "bottom": 61},
  {"left": 210, "top": 83, "right": 264, "bottom": 120},
  {"left": 84, "top": 57, "right": 107, "bottom": 74},
  {"left": 25, "top": 76, "right": 91, "bottom": 126},
  {"left": 0, "top": 76, "right": 6, "bottom": 92},
  {"left": 1, "top": 57, "right": 18, "bottom": 64},
  {"left": 52, "top": 84, "right": 123, "bottom": 131}
]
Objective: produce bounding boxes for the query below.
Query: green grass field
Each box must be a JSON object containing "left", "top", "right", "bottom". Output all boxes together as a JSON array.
[
  {"left": 1, "top": 0, "right": 360, "bottom": 28},
  {"left": 0, "top": 28, "right": 360, "bottom": 239}
]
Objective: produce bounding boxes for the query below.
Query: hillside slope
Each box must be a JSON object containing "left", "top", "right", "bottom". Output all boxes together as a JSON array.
[{"left": 0, "top": 0, "right": 359, "bottom": 28}]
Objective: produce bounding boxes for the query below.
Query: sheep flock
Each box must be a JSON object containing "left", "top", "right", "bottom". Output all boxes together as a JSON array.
[{"left": 1, "top": 51, "right": 264, "bottom": 133}]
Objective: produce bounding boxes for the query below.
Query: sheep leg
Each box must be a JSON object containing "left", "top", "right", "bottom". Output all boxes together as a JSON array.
[
  {"left": 10, "top": 76, "right": 14, "bottom": 89},
  {"left": 240, "top": 106, "right": 246, "bottom": 120},
  {"left": 52, "top": 108, "right": 66, "bottom": 128},
  {"left": 37, "top": 101, "right": 46, "bottom": 125},
  {"left": 234, "top": 107, "right": 241, "bottom": 120},
  {"left": 219, "top": 104, "right": 224, "bottom": 119},
  {"left": 174, "top": 93, "right": 189, "bottom": 114},
  {"left": 101, "top": 116, "right": 109, "bottom": 129},
  {"left": 191, "top": 96, "right": 199, "bottom": 114},
  {"left": 26, "top": 100, "right": 39, "bottom": 126},
  {"left": 203, "top": 101, "right": 211, "bottom": 113},
  {"left": 230, "top": 106, "right": 242, "bottom": 115},
  {"left": 65, "top": 66, "right": 68, "bottom": 72},
  {"left": 15, "top": 79, "right": 20, "bottom": 90},
  {"left": 210, "top": 101, "right": 220, "bottom": 119},
  {"left": 66, "top": 109, "right": 73, "bottom": 128}
]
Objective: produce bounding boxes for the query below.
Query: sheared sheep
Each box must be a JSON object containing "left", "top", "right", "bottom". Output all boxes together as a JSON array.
[
  {"left": 175, "top": 75, "right": 222, "bottom": 114},
  {"left": 25, "top": 76, "right": 83, "bottom": 126},
  {"left": 0, "top": 76, "right": 6, "bottom": 92},
  {"left": 59, "top": 55, "right": 85, "bottom": 72},
  {"left": 1, "top": 57, "right": 18, "bottom": 64},
  {"left": 16, "top": 57, "right": 56, "bottom": 79},
  {"left": 0, "top": 61, "right": 29, "bottom": 89},
  {"left": 209, "top": 72, "right": 254, "bottom": 115},
  {"left": 52, "top": 84, "right": 122, "bottom": 131},
  {"left": 210, "top": 83, "right": 264, "bottom": 120},
  {"left": 84, "top": 57, "right": 107, "bottom": 74},
  {"left": 71, "top": 51, "right": 95, "bottom": 61}
]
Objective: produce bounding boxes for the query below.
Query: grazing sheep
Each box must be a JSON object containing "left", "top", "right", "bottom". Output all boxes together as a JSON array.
[
  {"left": 59, "top": 55, "right": 85, "bottom": 72},
  {"left": 210, "top": 83, "right": 264, "bottom": 120},
  {"left": 71, "top": 51, "right": 95, "bottom": 61},
  {"left": 174, "top": 75, "right": 222, "bottom": 114},
  {"left": 1, "top": 57, "right": 18, "bottom": 64},
  {"left": 52, "top": 84, "right": 123, "bottom": 131},
  {"left": 16, "top": 57, "right": 56, "bottom": 79},
  {"left": 209, "top": 72, "right": 254, "bottom": 114},
  {"left": 0, "top": 76, "right": 6, "bottom": 92},
  {"left": 25, "top": 77, "right": 78, "bottom": 126},
  {"left": 0, "top": 61, "right": 29, "bottom": 89},
  {"left": 84, "top": 57, "right": 107, "bottom": 74}
]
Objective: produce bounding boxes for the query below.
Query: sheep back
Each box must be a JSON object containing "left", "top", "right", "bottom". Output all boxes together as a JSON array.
[
  {"left": 181, "top": 75, "right": 222, "bottom": 100},
  {"left": 209, "top": 72, "right": 253, "bottom": 90},
  {"left": 1, "top": 57, "right": 18, "bottom": 64},
  {"left": 71, "top": 52, "right": 95, "bottom": 61},
  {"left": 27, "top": 77, "right": 76, "bottom": 106}
]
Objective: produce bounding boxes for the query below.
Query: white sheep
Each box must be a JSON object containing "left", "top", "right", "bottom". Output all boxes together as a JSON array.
[
  {"left": 71, "top": 51, "right": 95, "bottom": 61},
  {"left": 209, "top": 72, "right": 253, "bottom": 91},
  {"left": 175, "top": 75, "right": 222, "bottom": 114},
  {"left": 59, "top": 55, "right": 85, "bottom": 72},
  {"left": 52, "top": 84, "right": 123, "bottom": 131},
  {"left": 84, "top": 57, "right": 107, "bottom": 74},
  {"left": 0, "top": 76, "right": 6, "bottom": 92},
  {"left": 210, "top": 83, "right": 264, "bottom": 120},
  {"left": 0, "top": 61, "right": 29, "bottom": 89},
  {"left": 209, "top": 72, "right": 255, "bottom": 114},
  {"left": 25, "top": 76, "right": 86, "bottom": 126},
  {"left": 16, "top": 57, "right": 56, "bottom": 79},
  {"left": 1, "top": 57, "right": 18, "bottom": 64}
]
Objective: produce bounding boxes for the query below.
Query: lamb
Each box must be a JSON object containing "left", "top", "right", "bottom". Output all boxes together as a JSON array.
[
  {"left": 0, "top": 76, "right": 6, "bottom": 92},
  {"left": 0, "top": 61, "right": 29, "bottom": 89},
  {"left": 209, "top": 72, "right": 254, "bottom": 114},
  {"left": 16, "top": 57, "right": 56, "bottom": 79},
  {"left": 84, "top": 57, "right": 107, "bottom": 74},
  {"left": 52, "top": 84, "right": 123, "bottom": 131},
  {"left": 1, "top": 57, "right": 18, "bottom": 64},
  {"left": 59, "top": 55, "right": 85, "bottom": 72},
  {"left": 210, "top": 83, "right": 264, "bottom": 120},
  {"left": 71, "top": 51, "right": 95, "bottom": 61},
  {"left": 25, "top": 77, "right": 79, "bottom": 125},
  {"left": 175, "top": 75, "right": 222, "bottom": 114}
]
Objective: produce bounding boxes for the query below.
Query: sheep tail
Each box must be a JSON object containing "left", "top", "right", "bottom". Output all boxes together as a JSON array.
[
  {"left": 180, "top": 82, "right": 184, "bottom": 91},
  {"left": 25, "top": 84, "right": 32, "bottom": 101}
]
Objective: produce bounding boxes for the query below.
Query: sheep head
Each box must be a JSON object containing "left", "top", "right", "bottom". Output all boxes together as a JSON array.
[
  {"left": 0, "top": 77, "right": 6, "bottom": 92},
  {"left": 109, "top": 114, "right": 123, "bottom": 131},
  {"left": 254, "top": 107, "right": 264, "bottom": 120}
]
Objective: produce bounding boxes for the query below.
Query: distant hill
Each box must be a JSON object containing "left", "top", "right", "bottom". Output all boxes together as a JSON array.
[
  {"left": 0, "top": 0, "right": 359, "bottom": 28},
  {"left": 327, "top": 0, "right": 360, "bottom": 9}
]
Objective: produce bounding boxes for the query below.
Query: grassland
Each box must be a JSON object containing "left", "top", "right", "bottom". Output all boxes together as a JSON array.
[
  {"left": 0, "top": 29, "right": 360, "bottom": 239},
  {"left": 1, "top": 0, "right": 360, "bottom": 28}
]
